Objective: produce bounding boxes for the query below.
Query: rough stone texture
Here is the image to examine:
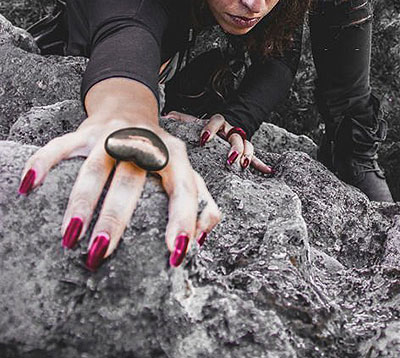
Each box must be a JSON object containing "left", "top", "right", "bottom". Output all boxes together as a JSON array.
[
  {"left": 1, "top": 13, "right": 400, "bottom": 358},
  {"left": 8, "top": 100, "right": 85, "bottom": 146},
  {"left": 0, "top": 13, "right": 38, "bottom": 53},
  {"left": 0, "top": 14, "right": 87, "bottom": 140},
  {"left": 252, "top": 122, "right": 317, "bottom": 158}
]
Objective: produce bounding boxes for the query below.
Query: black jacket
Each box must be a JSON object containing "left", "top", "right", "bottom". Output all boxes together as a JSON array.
[{"left": 66, "top": 0, "right": 300, "bottom": 138}]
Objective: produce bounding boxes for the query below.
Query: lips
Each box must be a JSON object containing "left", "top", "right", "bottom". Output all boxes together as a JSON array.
[{"left": 227, "top": 14, "right": 260, "bottom": 29}]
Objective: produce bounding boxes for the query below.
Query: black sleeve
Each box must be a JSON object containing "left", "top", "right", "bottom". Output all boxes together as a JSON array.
[
  {"left": 218, "top": 26, "right": 303, "bottom": 139},
  {"left": 66, "top": 0, "right": 172, "bottom": 107}
]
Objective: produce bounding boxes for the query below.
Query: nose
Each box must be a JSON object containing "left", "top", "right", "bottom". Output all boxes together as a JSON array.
[{"left": 240, "top": 0, "right": 263, "bottom": 13}]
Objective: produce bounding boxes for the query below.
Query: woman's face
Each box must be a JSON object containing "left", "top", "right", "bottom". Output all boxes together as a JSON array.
[{"left": 206, "top": 0, "right": 280, "bottom": 35}]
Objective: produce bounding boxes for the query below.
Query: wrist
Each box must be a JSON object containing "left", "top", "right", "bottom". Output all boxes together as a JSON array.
[{"left": 84, "top": 78, "right": 159, "bottom": 128}]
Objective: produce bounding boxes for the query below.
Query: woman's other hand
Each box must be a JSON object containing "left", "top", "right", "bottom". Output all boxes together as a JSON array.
[
  {"left": 164, "top": 111, "right": 274, "bottom": 174},
  {"left": 18, "top": 78, "right": 221, "bottom": 271}
]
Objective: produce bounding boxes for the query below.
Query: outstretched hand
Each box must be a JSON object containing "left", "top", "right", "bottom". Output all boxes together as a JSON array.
[
  {"left": 18, "top": 114, "right": 221, "bottom": 271},
  {"left": 164, "top": 111, "right": 274, "bottom": 174}
]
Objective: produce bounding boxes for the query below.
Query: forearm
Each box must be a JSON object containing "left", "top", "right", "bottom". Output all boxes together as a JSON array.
[
  {"left": 84, "top": 78, "right": 159, "bottom": 127},
  {"left": 67, "top": 0, "right": 170, "bottom": 126},
  {"left": 219, "top": 58, "right": 295, "bottom": 139},
  {"left": 218, "top": 25, "right": 303, "bottom": 139}
]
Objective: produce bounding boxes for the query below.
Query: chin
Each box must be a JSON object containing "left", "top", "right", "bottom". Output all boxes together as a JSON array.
[{"left": 221, "top": 24, "right": 253, "bottom": 36}]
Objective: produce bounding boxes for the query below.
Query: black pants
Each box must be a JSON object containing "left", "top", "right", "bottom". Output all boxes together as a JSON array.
[
  {"left": 165, "top": 0, "right": 377, "bottom": 130},
  {"left": 310, "top": 0, "right": 376, "bottom": 128}
]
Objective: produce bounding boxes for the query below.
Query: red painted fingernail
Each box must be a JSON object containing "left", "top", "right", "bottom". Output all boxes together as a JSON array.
[
  {"left": 197, "top": 232, "right": 207, "bottom": 247},
  {"left": 86, "top": 234, "right": 110, "bottom": 272},
  {"left": 227, "top": 151, "right": 239, "bottom": 165},
  {"left": 18, "top": 169, "right": 36, "bottom": 195},
  {"left": 200, "top": 131, "right": 210, "bottom": 147},
  {"left": 170, "top": 234, "right": 189, "bottom": 267},
  {"left": 242, "top": 158, "right": 250, "bottom": 169},
  {"left": 62, "top": 217, "right": 83, "bottom": 249},
  {"left": 269, "top": 168, "right": 276, "bottom": 175}
]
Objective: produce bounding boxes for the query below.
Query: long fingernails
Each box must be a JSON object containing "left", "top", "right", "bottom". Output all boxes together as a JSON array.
[
  {"left": 170, "top": 233, "right": 189, "bottom": 267},
  {"left": 62, "top": 217, "right": 83, "bottom": 249},
  {"left": 197, "top": 232, "right": 207, "bottom": 247},
  {"left": 242, "top": 158, "right": 250, "bottom": 169},
  {"left": 86, "top": 234, "right": 110, "bottom": 272},
  {"left": 200, "top": 131, "right": 211, "bottom": 147},
  {"left": 18, "top": 169, "right": 36, "bottom": 195},
  {"left": 227, "top": 151, "right": 239, "bottom": 165}
]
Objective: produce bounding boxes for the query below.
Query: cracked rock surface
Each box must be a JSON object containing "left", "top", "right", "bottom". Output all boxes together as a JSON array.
[{"left": 1, "top": 14, "right": 400, "bottom": 358}]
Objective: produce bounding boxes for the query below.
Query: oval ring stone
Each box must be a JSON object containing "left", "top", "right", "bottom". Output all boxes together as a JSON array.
[{"left": 105, "top": 127, "right": 169, "bottom": 171}]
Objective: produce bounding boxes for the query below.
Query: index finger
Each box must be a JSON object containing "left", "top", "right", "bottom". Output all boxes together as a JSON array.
[
  {"left": 251, "top": 155, "right": 274, "bottom": 174},
  {"left": 200, "top": 114, "right": 229, "bottom": 146}
]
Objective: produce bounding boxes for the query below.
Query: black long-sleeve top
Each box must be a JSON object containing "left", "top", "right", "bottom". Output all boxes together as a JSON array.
[{"left": 66, "top": 0, "right": 300, "bottom": 138}]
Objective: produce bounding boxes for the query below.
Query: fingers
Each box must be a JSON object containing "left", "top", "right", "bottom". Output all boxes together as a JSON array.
[
  {"left": 241, "top": 140, "right": 254, "bottom": 169},
  {"left": 199, "top": 115, "right": 249, "bottom": 167},
  {"left": 19, "top": 131, "right": 89, "bottom": 195},
  {"left": 199, "top": 114, "right": 226, "bottom": 146},
  {"left": 61, "top": 142, "right": 115, "bottom": 249},
  {"left": 164, "top": 111, "right": 201, "bottom": 123},
  {"left": 250, "top": 155, "right": 274, "bottom": 174},
  {"left": 193, "top": 171, "right": 222, "bottom": 247},
  {"left": 86, "top": 161, "right": 146, "bottom": 271},
  {"left": 159, "top": 138, "right": 198, "bottom": 266},
  {"left": 227, "top": 133, "right": 244, "bottom": 166},
  {"left": 198, "top": 115, "right": 274, "bottom": 173}
]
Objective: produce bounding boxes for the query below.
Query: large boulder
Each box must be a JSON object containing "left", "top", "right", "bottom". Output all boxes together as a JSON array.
[
  {"left": 0, "top": 14, "right": 87, "bottom": 140},
  {"left": 1, "top": 12, "right": 400, "bottom": 358},
  {"left": 2, "top": 118, "right": 400, "bottom": 358},
  {"left": 7, "top": 100, "right": 85, "bottom": 146}
]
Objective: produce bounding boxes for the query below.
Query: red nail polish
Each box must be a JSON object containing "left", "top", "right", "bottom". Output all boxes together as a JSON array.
[
  {"left": 169, "top": 234, "right": 189, "bottom": 267},
  {"left": 242, "top": 158, "right": 250, "bottom": 169},
  {"left": 62, "top": 217, "right": 83, "bottom": 249},
  {"left": 197, "top": 232, "right": 207, "bottom": 247},
  {"left": 227, "top": 151, "right": 239, "bottom": 165},
  {"left": 18, "top": 169, "right": 36, "bottom": 195},
  {"left": 200, "top": 131, "right": 210, "bottom": 147},
  {"left": 86, "top": 234, "right": 110, "bottom": 272},
  {"left": 270, "top": 168, "right": 276, "bottom": 175}
]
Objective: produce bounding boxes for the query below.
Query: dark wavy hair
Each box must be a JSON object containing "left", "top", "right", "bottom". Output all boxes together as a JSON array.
[
  {"left": 165, "top": 0, "right": 312, "bottom": 115},
  {"left": 191, "top": 0, "right": 312, "bottom": 57}
]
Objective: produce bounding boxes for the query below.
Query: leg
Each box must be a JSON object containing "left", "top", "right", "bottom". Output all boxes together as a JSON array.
[{"left": 310, "top": 0, "right": 393, "bottom": 202}]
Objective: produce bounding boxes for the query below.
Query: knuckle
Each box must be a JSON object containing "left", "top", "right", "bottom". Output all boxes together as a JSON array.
[
  {"left": 106, "top": 118, "right": 130, "bottom": 130},
  {"left": 168, "top": 111, "right": 179, "bottom": 117},
  {"left": 83, "top": 157, "right": 108, "bottom": 175},
  {"left": 69, "top": 195, "right": 93, "bottom": 214},
  {"left": 100, "top": 211, "right": 125, "bottom": 229},
  {"left": 166, "top": 136, "right": 187, "bottom": 154},
  {"left": 48, "top": 132, "right": 76, "bottom": 148},
  {"left": 175, "top": 179, "right": 195, "bottom": 198},
  {"left": 210, "top": 113, "right": 223, "bottom": 121},
  {"left": 115, "top": 173, "right": 134, "bottom": 187},
  {"left": 209, "top": 208, "right": 222, "bottom": 225}
]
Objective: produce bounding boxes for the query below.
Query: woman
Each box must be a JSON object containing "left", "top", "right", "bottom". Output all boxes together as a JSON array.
[
  {"left": 165, "top": 0, "right": 394, "bottom": 203},
  {"left": 18, "top": 0, "right": 310, "bottom": 271}
]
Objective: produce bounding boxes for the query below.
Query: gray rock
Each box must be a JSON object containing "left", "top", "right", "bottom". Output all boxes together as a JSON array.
[
  {"left": 0, "top": 14, "right": 87, "bottom": 140},
  {"left": 1, "top": 119, "right": 400, "bottom": 357},
  {"left": 8, "top": 100, "right": 85, "bottom": 146},
  {"left": 0, "top": 14, "right": 38, "bottom": 53},
  {"left": 1, "top": 12, "right": 400, "bottom": 358},
  {"left": 252, "top": 122, "right": 318, "bottom": 158}
]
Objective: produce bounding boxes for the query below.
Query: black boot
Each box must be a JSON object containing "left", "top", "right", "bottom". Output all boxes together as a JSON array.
[{"left": 317, "top": 112, "right": 394, "bottom": 202}]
